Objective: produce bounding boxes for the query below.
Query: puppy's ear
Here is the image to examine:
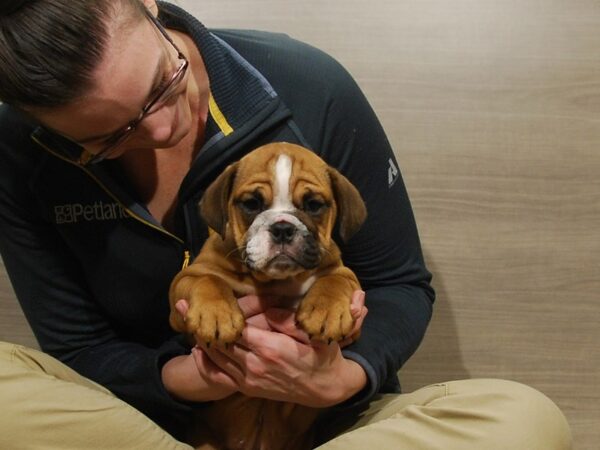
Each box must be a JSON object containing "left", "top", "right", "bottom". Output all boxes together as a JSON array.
[
  {"left": 328, "top": 168, "right": 367, "bottom": 242},
  {"left": 199, "top": 162, "right": 238, "bottom": 238}
]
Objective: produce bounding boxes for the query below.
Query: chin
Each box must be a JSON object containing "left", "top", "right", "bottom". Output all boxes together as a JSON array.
[
  {"left": 154, "top": 118, "right": 191, "bottom": 149},
  {"left": 168, "top": 103, "right": 194, "bottom": 145}
]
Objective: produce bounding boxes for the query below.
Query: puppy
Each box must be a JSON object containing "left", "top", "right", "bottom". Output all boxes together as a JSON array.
[{"left": 169, "top": 142, "right": 367, "bottom": 449}]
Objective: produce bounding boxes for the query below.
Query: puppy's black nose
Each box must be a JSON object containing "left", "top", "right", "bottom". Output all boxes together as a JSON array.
[{"left": 269, "top": 221, "right": 296, "bottom": 244}]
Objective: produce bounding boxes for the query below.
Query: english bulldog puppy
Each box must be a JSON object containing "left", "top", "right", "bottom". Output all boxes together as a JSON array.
[{"left": 169, "top": 142, "right": 367, "bottom": 450}]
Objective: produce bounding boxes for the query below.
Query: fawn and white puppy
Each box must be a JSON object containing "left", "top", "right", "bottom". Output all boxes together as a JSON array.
[{"left": 169, "top": 142, "right": 367, "bottom": 450}]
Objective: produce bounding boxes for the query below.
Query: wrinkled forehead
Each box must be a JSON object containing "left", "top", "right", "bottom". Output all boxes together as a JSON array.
[{"left": 235, "top": 147, "right": 331, "bottom": 203}]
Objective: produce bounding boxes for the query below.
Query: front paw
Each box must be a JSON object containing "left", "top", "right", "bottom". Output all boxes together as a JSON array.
[
  {"left": 186, "top": 300, "right": 245, "bottom": 347},
  {"left": 296, "top": 297, "right": 354, "bottom": 343}
]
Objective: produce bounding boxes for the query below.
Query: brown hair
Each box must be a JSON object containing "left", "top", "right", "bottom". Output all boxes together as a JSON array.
[{"left": 0, "top": 0, "right": 146, "bottom": 109}]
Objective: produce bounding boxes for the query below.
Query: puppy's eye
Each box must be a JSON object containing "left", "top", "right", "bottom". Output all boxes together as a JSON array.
[
  {"left": 303, "top": 197, "right": 326, "bottom": 215},
  {"left": 238, "top": 194, "right": 264, "bottom": 214}
]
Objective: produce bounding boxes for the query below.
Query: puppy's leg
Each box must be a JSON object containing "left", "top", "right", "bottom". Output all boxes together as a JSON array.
[
  {"left": 169, "top": 273, "right": 245, "bottom": 346},
  {"left": 296, "top": 266, "right": 359, "bottom": 343}
]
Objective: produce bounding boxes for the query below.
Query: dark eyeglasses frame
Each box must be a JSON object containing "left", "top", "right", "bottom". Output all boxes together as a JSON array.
[{"left": 78, "top": 9, "right": 189, "bottom": 165}]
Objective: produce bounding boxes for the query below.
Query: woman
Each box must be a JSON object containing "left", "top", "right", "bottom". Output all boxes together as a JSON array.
[{"left": 0, "top": 0, "right": 571, "bottom": 449}]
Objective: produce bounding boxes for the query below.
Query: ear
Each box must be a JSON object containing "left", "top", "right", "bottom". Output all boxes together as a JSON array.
[
  {"left": 199, "top": 163, "right": 238, "bottom": 238},
  {"left": 141, "top": 0, "right": 158, "bottom": 16},
  {"left": 328, "top": 168, "right": 367, "bottom": 242}
]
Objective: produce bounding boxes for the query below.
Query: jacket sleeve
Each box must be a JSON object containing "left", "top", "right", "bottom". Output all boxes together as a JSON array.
[
  {"left": 319, "top": 56, "right": 435, "bottom": 406},
  {"left": 0, "top": 122, "right": 192, "bottom": 439}
]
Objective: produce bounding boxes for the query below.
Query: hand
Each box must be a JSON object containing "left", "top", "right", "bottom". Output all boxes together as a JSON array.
[
  {"left": 237, "top": 290, "right": 368, "bottom": 347},
  {"left": 199, "top": 291, "right": 368, "bottom": 407},
  {"left": 161, "top": 300, "right": 239, "bottom": 402}
]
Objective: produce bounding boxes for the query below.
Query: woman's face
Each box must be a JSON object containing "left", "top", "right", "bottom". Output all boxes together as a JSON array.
[{"left": 33, "top": 8, "right": 194, "bottom": 161}]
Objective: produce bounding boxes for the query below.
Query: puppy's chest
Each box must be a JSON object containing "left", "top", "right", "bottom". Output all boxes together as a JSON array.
[{"left": 232, "top": 275, "right": 317, "bottom": 308}]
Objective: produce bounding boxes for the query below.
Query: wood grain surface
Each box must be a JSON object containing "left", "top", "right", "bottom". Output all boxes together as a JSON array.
[{"left": 1, "top": 1, "right": 598, "bottom": 448}]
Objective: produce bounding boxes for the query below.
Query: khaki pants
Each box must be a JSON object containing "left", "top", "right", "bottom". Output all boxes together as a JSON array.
[{"left": 0, "top": 342, "right": 572, "bottom": 450}]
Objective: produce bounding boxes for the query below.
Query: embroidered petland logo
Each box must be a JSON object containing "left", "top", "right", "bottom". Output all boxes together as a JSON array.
[{"left": 54, "top": 202, "right": 130, "bottom": 224}]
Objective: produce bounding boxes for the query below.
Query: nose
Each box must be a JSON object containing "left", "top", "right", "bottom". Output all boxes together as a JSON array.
[{"left": 269, "top": 221, "right": 296, "bottom": 244}]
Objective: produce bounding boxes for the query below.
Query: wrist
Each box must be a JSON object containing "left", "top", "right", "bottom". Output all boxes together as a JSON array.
[
  {"left": 161, "top": 355, "right": 189, "bottom": 400},
  {"left": 162, "top": 354, "right": 234, "bottom": 402},
  {"left": 338, "top": 358, "right": 368, "bottom": 401},
  {"left": 318, "top": 357, "right": 367, "bottom": 407},
  {"left": 162, "top": 355, "right": 204, "bottom": 402}
]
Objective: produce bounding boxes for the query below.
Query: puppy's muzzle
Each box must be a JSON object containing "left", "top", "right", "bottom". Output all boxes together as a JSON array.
[
  {"left": 269, "top": 219, "right": 319, "bottom": 267},
  {"left": 244, "top": 211, "right": 322, "bottom": 276}
]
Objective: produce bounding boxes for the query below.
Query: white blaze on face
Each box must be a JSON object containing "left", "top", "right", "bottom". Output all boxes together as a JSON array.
[{"left": 273, "top": 154, "right": 294, "bottom": 211}]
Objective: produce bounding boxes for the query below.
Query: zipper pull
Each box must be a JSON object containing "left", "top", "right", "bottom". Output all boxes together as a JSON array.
[{"left": 182, "top": 250, "right": 191, "bottom": 270}]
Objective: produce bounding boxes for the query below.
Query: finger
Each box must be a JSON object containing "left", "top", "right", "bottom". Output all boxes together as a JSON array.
[
  {"left": 190, "top": 347, "right": 238, "bottom": 388},
  {"left": 338, "top": 332, "right": 360, "bottom": 348},
  {"left": 265, "top": 308, "right": 311, "bottom": 344},
  {"left": 214, "top": 341, "right": 252, "bottom": 366},
  {"left": 197, "top": 343, "right": 246, "bottom": 382},
  {"left": 236, "top": 295, "right": 263, "bottom": 318},
  {"left": 175, "top": 299, "right": 189, "bottom": 317},
  {"left": 353, "top": 305, "right": 368, "bottom": 331},
  {"left": 349, "top": 290, "right": 367, "bottom": 330},
  {"left": 340, "top": 306, "right": 368, "bottom": 349},
  {"left": 339, "top": 337, "right": 353, "bottom": 348},
  {"left": 350, "top": 290, "right": 366, "bottom": 318},
  {"left": 245, "top": 313, "right": 272, "bottom": 330},
  {"left": 339, "top": 291, "right": 368, "bottom": 348},
  {"left": 237, "top": 295, "right": 279, "bottom": 319},
  {"left": 237, "top": 323, "right": 308, "bottom": 356}
]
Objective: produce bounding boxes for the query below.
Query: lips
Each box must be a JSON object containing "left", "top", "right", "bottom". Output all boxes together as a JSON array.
[
  {"left": 266, "top": 244, "right": 320, "bottom": 271},
  {"left": 267, "top": 252, "right": 300, "bottom": 270}
]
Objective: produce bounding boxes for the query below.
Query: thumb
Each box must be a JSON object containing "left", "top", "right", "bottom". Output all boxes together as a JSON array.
[{"left": 175, "top": 299, "right": 189, "bottom": 317}]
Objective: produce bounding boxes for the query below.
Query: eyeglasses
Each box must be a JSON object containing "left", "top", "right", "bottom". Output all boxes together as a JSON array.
[{"left": 78, "top": 9, "right": 189, "bottom": 165}]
